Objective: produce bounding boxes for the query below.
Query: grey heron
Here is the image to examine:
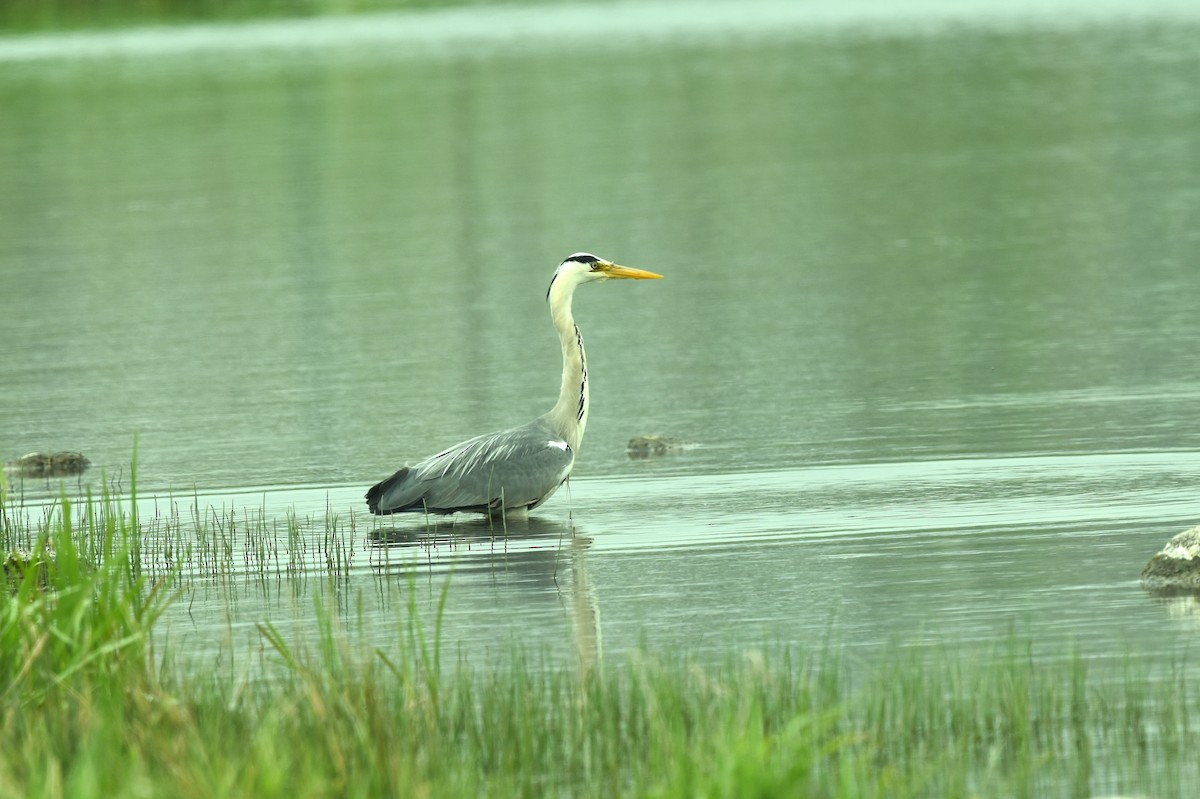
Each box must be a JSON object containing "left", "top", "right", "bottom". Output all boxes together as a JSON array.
[{"left": 366, "top": 253, "right": 662, "bottom": 517}]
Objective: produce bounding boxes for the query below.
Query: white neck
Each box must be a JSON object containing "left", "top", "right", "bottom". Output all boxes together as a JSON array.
[{"left": 546, "top": 279, "right": 589, "bottom": 451}]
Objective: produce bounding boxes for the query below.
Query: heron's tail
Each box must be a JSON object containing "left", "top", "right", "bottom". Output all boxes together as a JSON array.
[{"left": 366, "top": 466, "right": 412, "bottom": 515}]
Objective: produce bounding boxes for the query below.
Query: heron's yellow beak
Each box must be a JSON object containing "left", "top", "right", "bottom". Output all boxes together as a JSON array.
[{"left": 597, "top": 262, "right": 663, "bottom": 280}]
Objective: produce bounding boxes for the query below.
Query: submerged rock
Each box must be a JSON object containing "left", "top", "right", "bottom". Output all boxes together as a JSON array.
[
  {"left": 626, "top": 435, "right": 686, "bottom": 459},
  {"left": 1141, "top": 525, "right": 1200, "bottom": 591},
  {"left": 4, "top": 451, "right": 91, "bottom": 478}
]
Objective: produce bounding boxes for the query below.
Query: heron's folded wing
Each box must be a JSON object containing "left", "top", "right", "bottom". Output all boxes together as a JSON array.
[{"left": 404, "top": 425, "right": 575, "bottom": 511}]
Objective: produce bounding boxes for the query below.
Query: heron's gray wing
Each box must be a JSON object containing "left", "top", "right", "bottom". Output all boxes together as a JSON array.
[{"left": 374, "top": 421, "right": 575, "bottom": 513}]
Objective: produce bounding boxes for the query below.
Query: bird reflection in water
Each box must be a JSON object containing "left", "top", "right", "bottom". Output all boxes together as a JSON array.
[{"left": 367, "top": 515, "right": 602, "bottom": 676}]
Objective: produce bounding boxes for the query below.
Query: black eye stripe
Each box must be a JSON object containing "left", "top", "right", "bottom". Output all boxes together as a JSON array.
[{"left": 548, "top": 253, "right": 605, "bottom": 300}]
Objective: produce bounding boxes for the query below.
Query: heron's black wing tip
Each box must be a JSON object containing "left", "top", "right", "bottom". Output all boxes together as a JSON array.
[{"left": 366, "top": 466, "right": 411, "bottom": 515}]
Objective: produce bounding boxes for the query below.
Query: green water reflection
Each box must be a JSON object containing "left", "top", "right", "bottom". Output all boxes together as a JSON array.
[{"left": 3, "top": 13, "right": 1198, "bottom": 490}]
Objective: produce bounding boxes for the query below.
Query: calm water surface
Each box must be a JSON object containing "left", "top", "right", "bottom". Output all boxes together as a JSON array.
[{"left": 3, "top": 2, "right": 1200, "bottom": 693}]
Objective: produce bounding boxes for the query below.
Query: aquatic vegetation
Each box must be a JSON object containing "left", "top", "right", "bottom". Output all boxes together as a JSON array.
[{"left": 0, "top": 475, "right": 1199, "bottom": 797}]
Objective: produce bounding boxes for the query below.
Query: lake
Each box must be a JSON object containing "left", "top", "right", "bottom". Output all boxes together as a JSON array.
[{"left": 2, "top": 0, "right": 1200, "bottom": 679}]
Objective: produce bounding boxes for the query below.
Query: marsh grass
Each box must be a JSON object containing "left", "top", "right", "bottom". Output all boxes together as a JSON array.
[
  {"left": 3, "top": 479, "right": 361, "bottom": 591},
  {"left": 1, "top": 472, "right": 1198, "bottom": 797}
]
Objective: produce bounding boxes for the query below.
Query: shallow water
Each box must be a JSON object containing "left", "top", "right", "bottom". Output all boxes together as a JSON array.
[
  {"left": 52, "top": 448, "right": 1190, "bottom": 681},
  {"left": 3, "top": 1, "right": 1200, "bottom": 695}
]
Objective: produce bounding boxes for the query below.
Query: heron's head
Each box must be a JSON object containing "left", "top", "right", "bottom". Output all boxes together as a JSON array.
[{"left": 547, "top": 253, "right": 662, "bottom": 300}]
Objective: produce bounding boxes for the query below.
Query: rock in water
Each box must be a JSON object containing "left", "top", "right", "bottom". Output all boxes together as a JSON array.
[
  {"left": 4, "top": 452, "right": 92, "bottom": 478},
  {"left": 1142, "top": 525, "right": 1200, "bottom": 591},
  {"left": 626, "top": 435, "right": 685, "bottom": 459}
]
